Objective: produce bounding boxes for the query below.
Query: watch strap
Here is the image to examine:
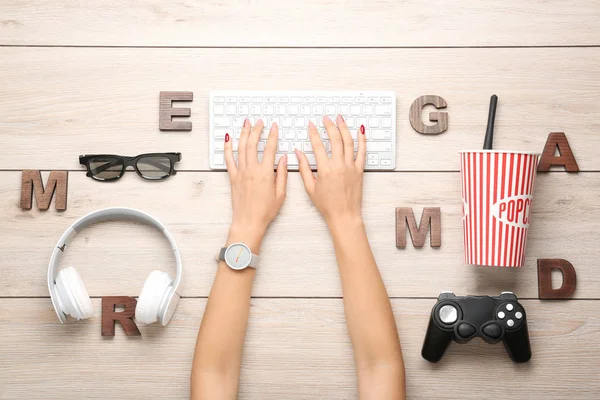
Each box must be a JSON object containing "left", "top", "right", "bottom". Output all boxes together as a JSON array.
[{"left": 217, "top": 246, "right": 260, "bottom": 269}]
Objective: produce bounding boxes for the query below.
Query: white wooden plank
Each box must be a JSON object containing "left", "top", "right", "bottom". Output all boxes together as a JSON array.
[
  {"left": 0, "top": 298, "right": 598, "bottom": 399},
  {"left": 1, "top": 48, "right": 598, "bottom": 171},
  {"left": 0, "top": 171, "right": 596, "bottom": 298},
  {"left": 1, "top": 1, "right": 600, "bottom": 47}
]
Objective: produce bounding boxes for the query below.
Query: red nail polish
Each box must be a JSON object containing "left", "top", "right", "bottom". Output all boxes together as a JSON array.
[
  {"left": 360, "top": 125, "right": 365, "bottom": 135},
  {"left": 225, "top": 133, "right": 230, "bottom": 142}
]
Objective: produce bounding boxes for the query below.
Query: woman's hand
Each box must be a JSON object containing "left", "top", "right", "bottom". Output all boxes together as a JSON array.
[
  {"left": 295, "top": 115, "right": 366, "bottom": 228},
  {"left": 225, "top": 119, "right": 288, "bottom": 251}
]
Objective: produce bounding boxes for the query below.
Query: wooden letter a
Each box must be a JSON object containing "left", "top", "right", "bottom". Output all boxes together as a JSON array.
[
  {"left": 102, "top": 296, "right": 141, "bottom": 337},
  {"left": 396, "top": 207, "right": 441, "bottom": 248},
  {"left": 537, "top": 132, "right": 579, "bottom": 172},
  {"left": 20, "top": 170, "right": 68, "bottom": 211}
]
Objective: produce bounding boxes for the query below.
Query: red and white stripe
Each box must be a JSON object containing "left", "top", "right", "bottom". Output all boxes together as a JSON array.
[{"left": 460, "top": 151, "right": 539, "bottom": 267}]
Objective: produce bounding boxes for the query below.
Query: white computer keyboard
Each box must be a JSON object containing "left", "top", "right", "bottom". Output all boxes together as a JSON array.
[{"left": 209, "top": 91, "right": 396, "bottom": 170}]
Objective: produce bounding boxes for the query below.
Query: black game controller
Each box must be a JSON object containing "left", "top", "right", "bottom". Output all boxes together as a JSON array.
[{"left": 422, "top": 292, "right": 531, "bottom": 363}]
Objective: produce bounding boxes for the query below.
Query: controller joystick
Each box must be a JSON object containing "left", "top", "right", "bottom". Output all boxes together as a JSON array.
[{"left": 421, "top": 292, "right": 531, "bottom": 363}]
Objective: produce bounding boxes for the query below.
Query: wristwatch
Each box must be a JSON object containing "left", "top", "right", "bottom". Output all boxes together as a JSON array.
[{"left": 217, "top": 242, "right": 260, "bottom": 270}]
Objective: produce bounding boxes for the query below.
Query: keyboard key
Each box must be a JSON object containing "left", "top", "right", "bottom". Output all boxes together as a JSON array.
[
  {"left": 382, "top": 118, "right": 392, "bottom": 128},
  {"left": 325, "top": 105, "right": 336, "bottom": 114},
  {"left": 297, "top": 129, "right": 308, "bottom": 140},
  {"left": 287, "top": 153, "right": 299, "bottom": 165},
  {"left": 353, "top": 141, "right": 358, "bottom": 151},
  {"left": 375, "top": 105, "right": 392, "bottom": 115},
  {"left": 214, "top": 97, "right": 225, "bottom": 103},
  {"left": 367, "top": 158, "right": 378, "bottom": 166},
  {"left": 366, "top": 142, "right": 392, "bottom": 152},
  {"left": 278, "top": 142, "right": 289, "bottom": 152},
  {"left": 282, "top": 117, "right": 293, "bottom": 127},
  {"left": 214, "top": 129, "right": 228, "bottom": 138},
  {"left": 300, "top": 105, "right": 311, "bottom": 115},
  {"left": 214, "top": 141, "right": 224, "bottom": 151},
  {"left": 277, "top": 96, "right": 289, "bottom": 103},
  {"left": 291, "top": 97, "right": 302, "bottom": 103},
  {"left": 233, "top": 117, "right": 244, "bottom": 127},
  {"left": 291, "top": 141, "right": 302, "bottom": 152},
  {"left": 342, "top": 97, "right": 353, "bottom": 102},
  {"left": 356, "top": 117, "right": 367, "bottom": 127},
  {"left": 372, "top": 129, "right": 392, "bottom": 140},
  {"left": 288, "top": 105, "right": 299, "bottom": 114},
  {"left": 355, "top": 97, "right": 366, "bottom": 103},
  {"left": 226, "top": 97, "right": 238, "bottom": 102},
  {"left": 275, "top": 105, "right": 286, "bottom": 115},
  {"left": 380, "top": 159, "right": 392, "bottom": 166},
  {"left": 363, "top": 105, "right": 373, "bottom": 114},
  {"left": 265, "top": 96, "right": 276, "bottom": 102},
  {"left": 214, "top": 105, "right": 225, "bottom": 114},
  {"left": 338, "top": 105, "right": 349, "bottom": 114},
  {"left": 368, "top": 153, "right": 379, "bottom": 161},
  {"left": 252, "top": 96, "right": 263, "bottom": 102},
  {"left": 329, "top": 97, "right": 340, "bottom": 102},
  {"left": 303, "top": 142, "right": 313, "bottom": 152},
  {"left": 303, "top": 97, "right": 315, "bottom": 102},
  {"left": 214, "top": 117, "right": 231, "bottom": 127},
  {"left": 214, "top": 153, "right": 224, "bottom": 165},
  {"left": 239, "top": 105, "right": 249, "bottom": 115},
  {"left": 350, "top": 105, "right": 361, "bottom": 115},
  {"left": 284, "top": 130, "right": 295, "bottom": 139},
  {"left": 226, "top": 105, "right": 237, "bottom": 115},
  {"left": 234, "top": 129, "right": 242, "bottom": 139},
  {"left": 250, "top": 105, "right": 261, "bottom": 115},
  {"left": 305, "top": 153, "right": 317, "bottom": 165},
  {"left": 381, "top": 97, "right": 393, "bottom": 103},
  {"left": 313, "top": 105, "right": 324, "bottom": 115},
  {"left": 232, "top": 141, "right": 239, "bottom": 151},
  {"left": 367, "top": 97, "right": 379, "bottom": 102},
  {"left": 369, "top": 117, "right": 379, "bottom": 127},
  {"left": 263, "top": 105, "right": 274, "bottom": 115},
  {"left": 316, "top": 97, "right": 327, "bottom": 103},
  {"left": 294, "top": 117, "right": 304, "bottom": 127},
  {"left": 239, "top": 97, "right": 250, "bottom": 103},
  {"left": 345, "top": 117, "right": 355, "bottom": 128},
  {"left": 257, "top": 141, "right": 266, "bottom": 151}
]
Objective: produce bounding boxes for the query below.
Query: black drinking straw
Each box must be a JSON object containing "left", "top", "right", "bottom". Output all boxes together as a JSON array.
[{"left": 483, "top": 94, "right": 498, "bottom": 150}]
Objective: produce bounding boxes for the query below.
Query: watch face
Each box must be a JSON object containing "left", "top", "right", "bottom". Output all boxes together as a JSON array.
[{"left": 224, "top": 243, "right": 252, "bottom": 270}]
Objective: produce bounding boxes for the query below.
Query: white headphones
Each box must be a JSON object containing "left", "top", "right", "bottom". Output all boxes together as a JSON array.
[{"left": 48, "top": 207, "right": 182, "bottom": 326}]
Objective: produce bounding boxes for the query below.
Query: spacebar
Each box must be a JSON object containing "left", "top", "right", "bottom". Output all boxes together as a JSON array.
[{"left": 366, "top": 142, "right": 392, "bottom": 152}]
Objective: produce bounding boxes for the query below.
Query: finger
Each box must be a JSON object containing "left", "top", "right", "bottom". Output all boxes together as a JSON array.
[
  {"left": 355, "top": 124, "right": 367, "bottom": 171},
  {"left": 275, "top": 153, "right": 288, "bottom": 207},
  {"left": 295, "top": 149, "right": 316, "bottom": 195},
  {"left": 224, "top": 132, "right": 237, "bottom": 177},
  {"left": 246, "top": 118, "right": 264, "bottom": 165},
  {"left": 323, "top": 115, "right": 343, "bottom": 162},
  {"left": 308, "top": 120, "right": 328, "bottom": 166},
  {"left": 238, "top": 118, "right": 251, "bottom": 168},
  {"left": 336, "top": 114, "right": 355, "bottom": 165},
  {"left": 262, "top": 123, "right": 278, "bottom": 168}
]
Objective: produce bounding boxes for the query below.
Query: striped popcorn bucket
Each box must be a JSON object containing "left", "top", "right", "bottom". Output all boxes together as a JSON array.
[{"left": 460, "top": 151, "right": 540, "bottom": 267}]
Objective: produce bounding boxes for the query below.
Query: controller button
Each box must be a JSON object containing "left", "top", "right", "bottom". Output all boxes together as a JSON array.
[
  {"left": 507, "top": 319, "right": 515, "bottom": 327},
  {"left": 439, "top": 305, "right": 458, "bottom": 324},
  {"left": 482, "top": 323, "right": 503, "bottom": 339},
  {"left": 457, "top": 323, "right": 476, "bottom": 339},
  {"left": 506, "top": 303, "right": 514, "bottom": 311},
  {"left": 497, "top": 311, "right": 506, "bottom": 319},
  {"left": 515, "top": 312, "right": 523, "bottom": 320}
]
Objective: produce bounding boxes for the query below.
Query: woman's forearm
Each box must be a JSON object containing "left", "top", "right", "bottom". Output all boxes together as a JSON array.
[
  {"left": 190, "top": 227, "right": 262, "bottom": 400},
  {"left": 329, "top": 217, "right": 405, "bottom": 398}
]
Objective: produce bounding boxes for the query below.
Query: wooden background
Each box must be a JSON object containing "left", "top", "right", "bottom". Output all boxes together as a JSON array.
[{"left": 1, "top": 1, "right": 599, "bottom": 399}]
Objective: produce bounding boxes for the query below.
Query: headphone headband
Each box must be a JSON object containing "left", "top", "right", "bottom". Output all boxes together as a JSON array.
[{"left": 48, "top": 207, "right": 183, "bottom": 323}]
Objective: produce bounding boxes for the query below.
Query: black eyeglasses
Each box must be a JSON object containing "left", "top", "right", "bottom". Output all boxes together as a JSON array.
[{"left": 79, "top": 153, "right": 181, "bottom": 181}]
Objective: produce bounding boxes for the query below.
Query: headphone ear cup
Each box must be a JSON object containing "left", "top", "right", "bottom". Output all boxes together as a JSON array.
[
  {"left": 55, "top": 267, "right": 94, "bottom": 320},
  {"left": 136, "top": 270, "right": 172, "bottom": 325}
]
